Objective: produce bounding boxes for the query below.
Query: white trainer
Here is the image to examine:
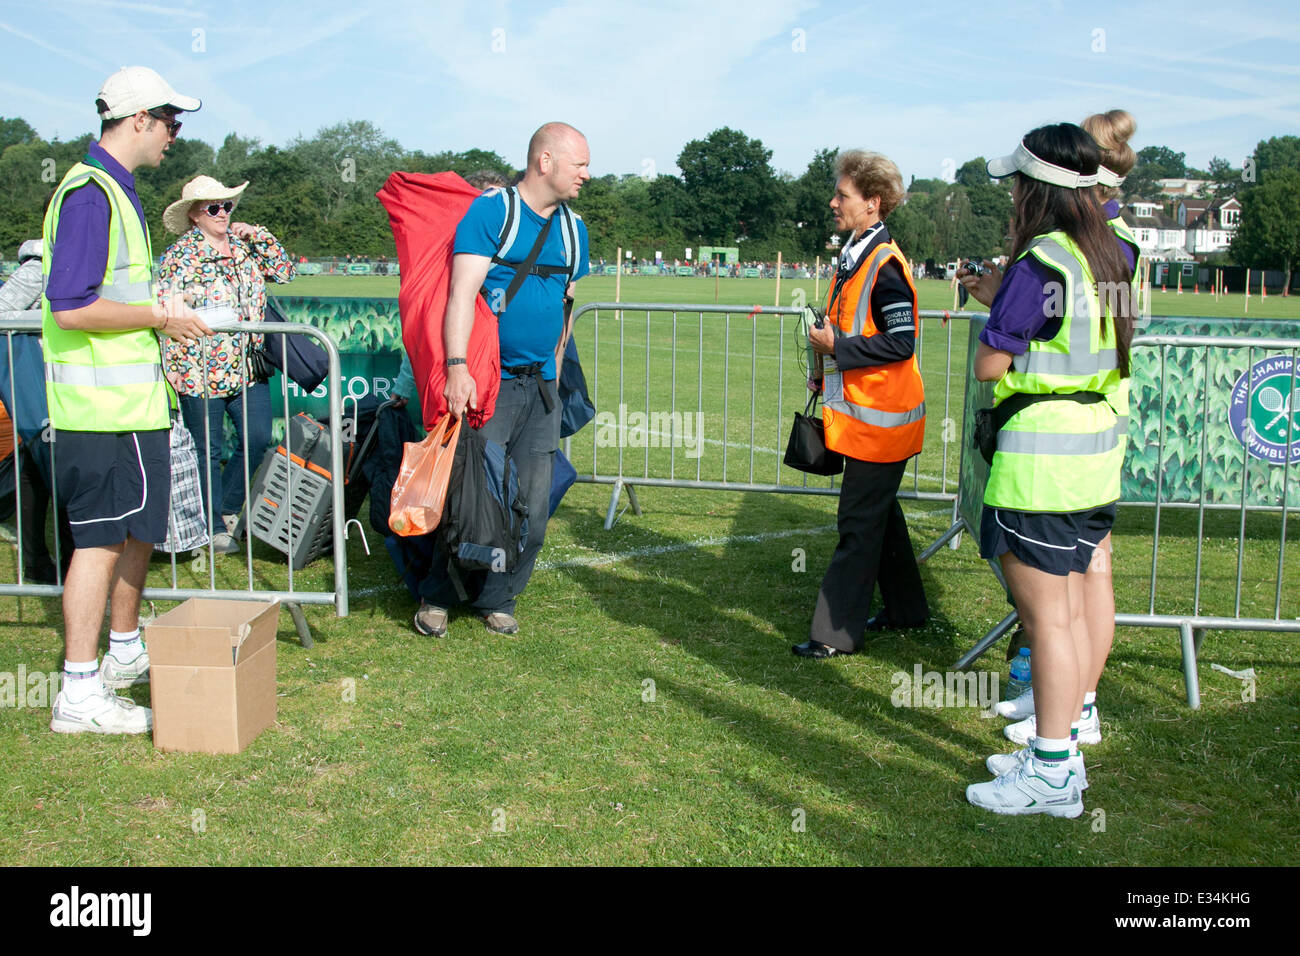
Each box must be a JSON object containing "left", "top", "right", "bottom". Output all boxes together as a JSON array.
[
  {"left": 101, "top": 649, "right": 151, "bottom": 689},
  {"left": 1004, "top": 707, "right": 1102, "bottom": 747},
  {"left": 987, "top": 746, "right": 1088, "bottom": 790},
  {"left": 51, "top": 685, "right": 153, "bottom": 735},
  {"left": 995, "top": 687, "right": 1034, "bottom": 720},
  {"left": 966, "top": 759, "right": 1083, "bottom": 818}
]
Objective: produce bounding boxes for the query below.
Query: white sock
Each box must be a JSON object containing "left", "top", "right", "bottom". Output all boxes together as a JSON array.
[
  {"left": 1083, "top": 690, "right": 1097, "bottom": 707},
  {"left": 62, "top": 659, "right": 104, "bottom": 704},
  {"left": 107, "top": 628, "right": 145, "bottom": 663},
  {"left": 1031, "top": 736, "right": 1073, "bottom": 787},
  {"left": 1069, "top": 724, "right": 1081, "bottom": 755}
]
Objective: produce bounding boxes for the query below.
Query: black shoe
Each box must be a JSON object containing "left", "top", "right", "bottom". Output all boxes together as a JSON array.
[
  {"left": 792, "top": 639, "right": 854, "bottom": 659},
  {"left": 864, "top": 613, "right": 929, "bottom": 632}
]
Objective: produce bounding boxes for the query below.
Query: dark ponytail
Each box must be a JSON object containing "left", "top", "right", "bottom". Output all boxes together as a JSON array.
[{"left": 1009, "top": 124, "right": 1136, "bottom": 377}]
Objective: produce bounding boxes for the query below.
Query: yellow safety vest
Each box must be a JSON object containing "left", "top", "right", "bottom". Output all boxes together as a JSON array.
[
  {"left": 41, "top": 160, "right": 172, "bottom": 432},
  {"left": 983, "top": 231, "right": 1129, "bottom": 512}
]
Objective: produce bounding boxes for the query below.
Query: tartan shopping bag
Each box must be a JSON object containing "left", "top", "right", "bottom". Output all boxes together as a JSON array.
[{"left": 156, "top": 420, "right": 211, "bottom": 553}]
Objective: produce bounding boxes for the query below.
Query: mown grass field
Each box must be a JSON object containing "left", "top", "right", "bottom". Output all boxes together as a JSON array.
[{"left": 0, "top": 275, "right": 1296, "bottom": 867}]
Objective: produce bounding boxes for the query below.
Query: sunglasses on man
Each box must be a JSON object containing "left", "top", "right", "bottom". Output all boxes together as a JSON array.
[
  {"left": 146, "top": 108, "right": 182, "bottom": 137},
  {"left": 201, "top": 201, "right": 235, "bottom": 217}
]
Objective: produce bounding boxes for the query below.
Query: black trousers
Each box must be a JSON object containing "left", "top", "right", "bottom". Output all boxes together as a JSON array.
[{"left": 809, "top": 456, "right": 929, "bottom": 652}]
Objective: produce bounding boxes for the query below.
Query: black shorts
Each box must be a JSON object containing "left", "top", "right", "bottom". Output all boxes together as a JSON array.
[
  {"left": 53, "top": 428, "right": 170, "bottom": 549},
  {"left": 980, "top": 503, "right": 1115, "bottom": 576}
]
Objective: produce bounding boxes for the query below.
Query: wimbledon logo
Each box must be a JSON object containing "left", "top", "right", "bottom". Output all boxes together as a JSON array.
[{"left": 1228, "top": 356, "right": 1300, "bottom": 465}]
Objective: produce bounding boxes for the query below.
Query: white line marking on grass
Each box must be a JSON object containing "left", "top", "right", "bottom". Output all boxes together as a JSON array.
[{"left": 351, "top": 509, "right": 953, "bottom": 599}]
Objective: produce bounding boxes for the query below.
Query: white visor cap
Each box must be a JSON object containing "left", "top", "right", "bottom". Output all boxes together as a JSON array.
[
  {"left": 97, "top": 66, "right": 201, "bottom": 119},
  {"left": 987, "top": 141, "right": 1099, "bottom": 189}
]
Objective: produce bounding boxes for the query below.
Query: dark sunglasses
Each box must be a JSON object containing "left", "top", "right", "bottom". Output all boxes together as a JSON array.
[
  {"left": 147, "top": 108, "right": 182, "bottom": 137},
  {"left": 202, "top": 201, "right": 235, "bottom": 217}
]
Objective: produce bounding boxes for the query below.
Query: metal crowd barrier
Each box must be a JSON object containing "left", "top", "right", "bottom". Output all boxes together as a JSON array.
[
  {"left": 0, "top": 317, "right": 352, "bottom": 647},
  {"left": 949, "top": 333, "right": 1299, "bottom": 708},
  {"left": 566, "top": 302, "right": 980, "bottom": 535}
]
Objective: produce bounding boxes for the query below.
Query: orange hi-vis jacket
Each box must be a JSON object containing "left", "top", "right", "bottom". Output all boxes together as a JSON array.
[{"left": 821, "top": 240, "right": 926, "bottom": 462}]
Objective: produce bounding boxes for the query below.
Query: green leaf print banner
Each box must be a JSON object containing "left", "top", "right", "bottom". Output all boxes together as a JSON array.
[{"left": 958, "top": 315, "right": 1300, "bottom": 535}]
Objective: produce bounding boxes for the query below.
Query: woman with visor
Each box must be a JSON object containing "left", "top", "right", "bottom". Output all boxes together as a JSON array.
[{"left": 957, "top": 124, "right": 1137, "bottom": 817}]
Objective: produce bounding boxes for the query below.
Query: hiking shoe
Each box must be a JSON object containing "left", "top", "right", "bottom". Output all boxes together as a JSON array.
[
  {"left": 995, "top": 687, "right": 1035, "bottom": 720},
  {"left": 1005, "top": 708, "right": 1102, "bottom": 747},
  {"left": 483, "top": 612, "right": 519, "bottom": 635},
  {"left": 101, "top": 649, "right": 151, "bottom": 689},
  {"left": 50, "top": 686, "right": 153, "bottom": 735},
  {"left": 966, "top": 759, "right": 1083, "bottom": 818},
  {"left": 987, "top": 745, "right": 1088, "bottom": 790},
  {"left": 414, "top": 603, "right": 448, "bottom": 637}
]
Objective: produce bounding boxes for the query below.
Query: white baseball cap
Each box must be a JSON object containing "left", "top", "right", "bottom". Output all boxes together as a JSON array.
[
  {"left": 987, "top": 140, "right": 1099, "bottom": 189},
  {"left": 96, "top": 66, "right": 201, "bottom": 119}
]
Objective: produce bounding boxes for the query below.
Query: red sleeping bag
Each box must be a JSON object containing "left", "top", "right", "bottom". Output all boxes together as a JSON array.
[{"left": 376, "top": 170, "right": 499, "bottom": 429}]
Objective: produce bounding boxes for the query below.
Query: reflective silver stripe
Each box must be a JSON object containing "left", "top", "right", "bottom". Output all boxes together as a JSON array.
[
  {"left": 46, "top": 362, "right": 164, "bottom": 387},
  {"left": 826, "top": 397, "right": 926, "bottom": 429},
  {"left": 850, "top": 252, "right": 891, "bottom": 336},
  {"left": 94, "top": 280, "right": 153, "bottom": 304},
  {"left": 997, "top": 423, "right": 1120, "bottom": 456},
  {"left": 1022, "top": 237, "right": 1116, "bottom": 378}
]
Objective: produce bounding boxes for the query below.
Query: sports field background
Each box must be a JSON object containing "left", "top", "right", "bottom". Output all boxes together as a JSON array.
[{"left": 0, "top": 275, "right": 1296, "bottom": 866}]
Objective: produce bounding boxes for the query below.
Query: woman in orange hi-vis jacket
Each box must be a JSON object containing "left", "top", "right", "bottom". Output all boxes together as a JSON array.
[{"left": 793, "top": 150, "right": 930, "bottom": 659}]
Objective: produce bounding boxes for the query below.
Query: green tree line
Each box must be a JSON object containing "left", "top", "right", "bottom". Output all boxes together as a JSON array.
[{"left": 1, "top": 115, "right": 1296, "bottom": 284}]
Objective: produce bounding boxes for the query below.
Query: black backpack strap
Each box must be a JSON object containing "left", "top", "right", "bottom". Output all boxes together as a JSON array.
[{"left": 496, "top": 213, "right": 555, "bottom": 313}]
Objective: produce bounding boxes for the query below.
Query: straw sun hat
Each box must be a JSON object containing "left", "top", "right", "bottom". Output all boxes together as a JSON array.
[{"left": 163, "top": 175, "right": 249, "bottom": 233}]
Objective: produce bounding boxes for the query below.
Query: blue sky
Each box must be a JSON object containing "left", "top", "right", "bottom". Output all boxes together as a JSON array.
[{"left": 2, "top": 0, "right": 1297, "bottom": 184}]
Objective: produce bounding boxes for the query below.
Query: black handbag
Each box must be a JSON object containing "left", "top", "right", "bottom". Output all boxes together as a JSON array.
[
  {"left": 245, "top": 340, "right": 274, "bottom": 384},
  {"left": 784, "top": 391, "right": 844, "bottom": 476}
]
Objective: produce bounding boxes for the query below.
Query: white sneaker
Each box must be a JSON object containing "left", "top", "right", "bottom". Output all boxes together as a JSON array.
[
  {"left": 995, "top": 687, "right": 1035, "bottom": 720},
  {"left": 210, "top": 532, "right": 241, "bottom": 554},
  {"left": 966, "top": 759, "right": 1083, "bottom": 818},
  {"left": 101, "top": 649, "right": 150, "bottom": 689},
  {"left": 51, "top": 685, "right": 153, "bottom": 735},
  {"left": 222, "top": 514, "right": 240, "bottom": 536},
  {"left": 1005, "top": 707, "right": 1102, "bottom": 747},
  {"left": 987, "top": 746, "right": 1089, "bottom": 790}
]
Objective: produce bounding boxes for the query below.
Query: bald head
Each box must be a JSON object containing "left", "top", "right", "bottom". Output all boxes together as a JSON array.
[
  {"left": 519, "top": 121, "right": 591, "bottom": 208},
  {"left": 527, "top": 122, "right": 586, "bottom": 169}
]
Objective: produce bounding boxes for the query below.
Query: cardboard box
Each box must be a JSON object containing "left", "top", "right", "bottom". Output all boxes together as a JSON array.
[{"left": 146, "top": 599, "right": 280, "bottom": 754}]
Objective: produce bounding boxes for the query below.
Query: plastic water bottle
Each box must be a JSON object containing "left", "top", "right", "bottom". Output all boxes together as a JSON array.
[{"left": 1006, "top": 647, "right": 1032, "bottom": 701}]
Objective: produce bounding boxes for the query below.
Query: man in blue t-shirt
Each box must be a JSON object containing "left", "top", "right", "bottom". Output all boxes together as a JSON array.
[{"left": 417, "top": 122, "right": 591, "bottom": 638}]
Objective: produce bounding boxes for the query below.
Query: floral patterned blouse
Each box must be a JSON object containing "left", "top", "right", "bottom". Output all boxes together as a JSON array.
[{"left": 156, "top": 225, "right": 296, "bottom": 397}]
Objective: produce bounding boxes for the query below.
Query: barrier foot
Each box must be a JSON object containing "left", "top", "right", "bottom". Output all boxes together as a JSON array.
[
  {"left": 1180, "top": 621, "right": 1202, "bottom": 710},
  {"left": 919, "top": 519, "right": 965, "bottom": 563},
  {"left": 286, "top": 601, "right": 314, "bottom": 649},
  {"left": 952, "top": 610, "right": 1019, "bottom": 671},
  {"left": 604, "top": 479, "right": 642, "bottom": 530}
]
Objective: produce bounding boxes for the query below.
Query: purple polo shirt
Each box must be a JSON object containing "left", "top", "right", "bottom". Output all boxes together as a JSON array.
[
  {"left": 980, "top": 217, "right": 1138, "bottom": 355},
  {"left": 45, "top": 141, "right": 149, "bottom": 312}
]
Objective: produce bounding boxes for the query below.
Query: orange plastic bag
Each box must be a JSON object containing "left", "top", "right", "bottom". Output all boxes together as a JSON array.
[{"left": 389, "top": 414, "right": 460, "bottom": 536}]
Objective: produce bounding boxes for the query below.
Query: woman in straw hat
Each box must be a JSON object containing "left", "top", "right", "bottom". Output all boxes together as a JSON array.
[{"left": 157, "top": 175, "right": 295, "bottom": 553}]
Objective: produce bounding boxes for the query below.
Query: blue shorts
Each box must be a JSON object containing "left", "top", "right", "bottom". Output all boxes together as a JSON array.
[
  {"left": 980, "top": 504, "right": 1115, "bottom": 576},
  {"left": 54, "top": 428, "right": 170, "bottom": 549}
]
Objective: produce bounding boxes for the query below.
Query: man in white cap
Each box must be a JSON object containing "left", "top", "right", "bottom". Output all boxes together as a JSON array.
[{"left": 42, "top": 66, "right": 213, "bottom": 734}]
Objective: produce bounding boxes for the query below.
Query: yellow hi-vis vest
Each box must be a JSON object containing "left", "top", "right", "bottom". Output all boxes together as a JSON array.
[
  {"left": 983, "top": 231, "right": 1129, "bottom": 512},
  {"left": 41, "top": 160, "right": 172, "bottom": 432}
]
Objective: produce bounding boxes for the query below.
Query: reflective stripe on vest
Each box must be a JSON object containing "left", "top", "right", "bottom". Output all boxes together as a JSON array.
[
  {"left": 45, "top": 362, "right": 164, "bottom": 388},
  {"left": 1008, "top": 236, "right": 1117, "bottom": 378},
  {"left": 997, "top": 420, "right": 1123, "bottom": 456}
]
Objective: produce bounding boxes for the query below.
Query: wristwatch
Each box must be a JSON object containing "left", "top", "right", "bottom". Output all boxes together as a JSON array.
[{"left": 446, "top": 357, "right": 466, "bottom": 366}]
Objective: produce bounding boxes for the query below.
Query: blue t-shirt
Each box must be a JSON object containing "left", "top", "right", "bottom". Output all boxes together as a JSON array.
[{"left": 454, "top": 190, "right": 589, "bottom": 381}]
